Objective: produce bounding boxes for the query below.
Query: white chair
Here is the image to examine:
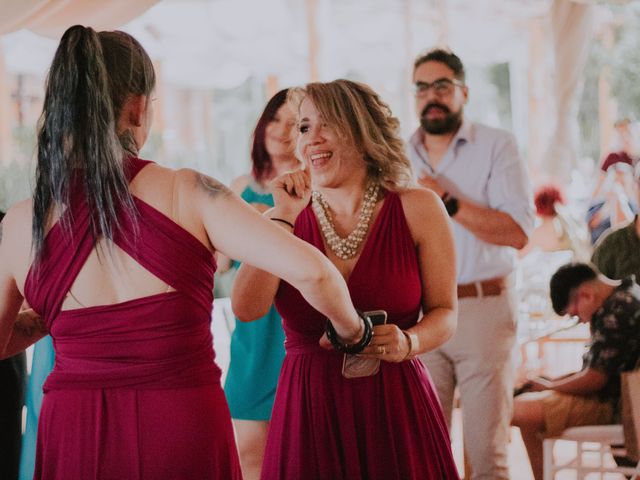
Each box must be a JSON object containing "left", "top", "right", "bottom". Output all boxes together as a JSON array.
[
  {"left": 211, "top": 297, "right": 235, "bottom": 385},
  {"left": 543, "top": 424, "right": 640, "bottom": 479}
]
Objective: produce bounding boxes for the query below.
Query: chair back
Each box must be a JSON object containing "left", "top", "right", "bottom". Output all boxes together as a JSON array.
[{"left": 621, "top": 358, "right": 640, "bottom": 462}]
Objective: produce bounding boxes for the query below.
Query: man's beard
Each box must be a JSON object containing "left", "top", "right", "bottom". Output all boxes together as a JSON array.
[{"left": 419, "top": 103, "right": 463, "bottom": 135}]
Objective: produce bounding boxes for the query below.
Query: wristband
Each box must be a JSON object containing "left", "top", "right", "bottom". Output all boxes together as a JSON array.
[
  {"left": 270, "top": 217, "right": 295, "bottom": 229},
  {"left": 325, "top": 311, "right": 373, "bottom": 354},
  {"left": 441, "top": 192, "right": 459, "bottom": 217}
]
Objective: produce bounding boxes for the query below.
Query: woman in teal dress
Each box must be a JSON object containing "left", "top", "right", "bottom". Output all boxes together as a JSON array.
[
  {"left": 222, "top": 88, "right": 299, "bottom": 480},
  {"left": 19, "top": 336, "right": 55, "bottom": 480}
]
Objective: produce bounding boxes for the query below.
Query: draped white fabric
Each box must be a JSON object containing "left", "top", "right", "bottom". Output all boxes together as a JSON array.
[
  {"left": 0, "top": 47, "right": 10, "bottom": 166},
  {"left": 0, "top": 0, "right": 159, "bottom": 38},
  {"left": 542, "top": 0, "right": 594, "bottom": 180}
]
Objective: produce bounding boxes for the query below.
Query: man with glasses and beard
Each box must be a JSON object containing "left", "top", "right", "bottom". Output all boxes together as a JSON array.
[{"left": 407, "top": 48, "right": 534, "bottom": 479}]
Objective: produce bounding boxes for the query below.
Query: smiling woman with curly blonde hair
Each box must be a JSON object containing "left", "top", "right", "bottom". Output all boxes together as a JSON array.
[
  {"left": 233, "top": 78, "right": 460, "bottom": 479},
  {"left": 288, "top": 79, "right": 414, "bottom": 191}
]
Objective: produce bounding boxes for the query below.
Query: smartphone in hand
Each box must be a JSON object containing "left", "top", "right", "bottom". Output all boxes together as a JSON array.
[{"left": 342, "top": 310, "right": 387, "bottom": 379}]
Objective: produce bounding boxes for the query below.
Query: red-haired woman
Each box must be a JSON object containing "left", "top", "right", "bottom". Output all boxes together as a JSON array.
[
  {"left": 223, "top": 89, "right": 299, "bottom": 480},
  {"left": 519, "top": 184, "right": 590, "bottom": 260}
]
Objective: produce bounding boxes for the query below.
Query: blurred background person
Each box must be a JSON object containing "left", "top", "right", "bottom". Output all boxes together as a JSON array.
[
  {"left": 18, "top": 336, "right": 54, "bottom": 480},
  {"left": 519, "top": 184, "right": 591, "bottom": 261},
  {"left": 587, "top": 118, "right": 639, "bottom": 245},
  {"left": 587, "top": 162, "right": 637, "bottom": 244},
  {"left": 591, "top": 163, "right": 640, "bottom": 281},
  {"left": 599, "top": 118, "right": 638, "bottom": 173},
  {"left": 408, "top": 47, "right": 534, "bottom": 479},
  {"left": 221, "top": 88, "right": 299, "bottom": 480}
]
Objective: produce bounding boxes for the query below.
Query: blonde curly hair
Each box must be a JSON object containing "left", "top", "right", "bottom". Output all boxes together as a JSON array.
[{"left": 288, "top": 79, "right": 414, "bottom": 191}]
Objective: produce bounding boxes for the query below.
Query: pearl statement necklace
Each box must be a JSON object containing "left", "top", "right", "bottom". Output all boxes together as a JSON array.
[{"left": 311, "top": 182, "right": 380, "bottom": 260}]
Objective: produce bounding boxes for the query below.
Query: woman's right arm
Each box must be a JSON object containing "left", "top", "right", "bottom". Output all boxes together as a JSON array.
[
  {"left": 231, "top": 205, "right": 297, "bottom": 321},
  {"left": 231, "top": 169, "right": 320, "bottom": 321},
  {"left": 185, "top": 169, "right": 362, "bottom": 341},
  {"left": 215, "top": 175, "right": 251, "bottom": 274}
]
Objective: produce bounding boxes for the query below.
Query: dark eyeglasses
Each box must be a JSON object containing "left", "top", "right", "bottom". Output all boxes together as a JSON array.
[{"left": 414, "top": 78, "right": 464, "bottom": 97}]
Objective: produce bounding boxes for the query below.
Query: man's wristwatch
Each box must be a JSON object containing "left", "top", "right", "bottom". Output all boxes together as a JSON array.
[{"left": 441, "top": 192, "right": 459, "bottom": 217}]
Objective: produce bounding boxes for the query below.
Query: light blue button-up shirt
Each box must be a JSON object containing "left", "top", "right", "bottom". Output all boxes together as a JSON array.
[{"left": 408, "top": 120, "right": 534, "bottom": 284}]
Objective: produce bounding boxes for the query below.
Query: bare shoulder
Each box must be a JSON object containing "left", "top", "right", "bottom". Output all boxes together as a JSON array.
[
  {"left": 1, "top": 198, "right": 34, "bottom": 281},
  {"left": 395, "top": 187, "right": 450, "bottom": 245},
  {"left": 132, "top": 160, "right": 174, "bottom": 181},
  {"left": 397, "top": 187, "right": 445, "bottom": 221},
  {"left": 3, "top": 198, "right": 33, "bottom": 239}
]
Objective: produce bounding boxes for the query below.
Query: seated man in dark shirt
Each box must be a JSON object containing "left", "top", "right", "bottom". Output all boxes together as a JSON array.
[{"left": 512, "top": 263, "right": 640, "bottom": 480}]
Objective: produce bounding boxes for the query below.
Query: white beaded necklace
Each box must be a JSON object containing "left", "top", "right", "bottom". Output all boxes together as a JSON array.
[{"left": 311, "top": 182, "right": 380, "bottom": 260}]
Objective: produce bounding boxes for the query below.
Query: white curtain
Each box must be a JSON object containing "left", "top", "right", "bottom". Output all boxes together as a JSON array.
[
  {"left": 0, "top": 0, "right": 159, "bottom": 38},
  {"left": 0, "top": 48, "right": 10, "bottom": 166},
  {"left": 542, "top": 0, "right": 594, "bottom": 180}
]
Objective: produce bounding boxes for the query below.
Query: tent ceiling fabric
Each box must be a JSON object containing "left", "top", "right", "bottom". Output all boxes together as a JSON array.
[
  {"left": 0, "top": 0, "right": 584, "bottom": 89},
  {"left": 0, "top": 0, "right": 615, "bottom": 177},
  {"left": 124, "top": 0, "right": 309, "bottom": 89},
  {"left": 0, "top": 0, "right": 159, "bottom": 38}
]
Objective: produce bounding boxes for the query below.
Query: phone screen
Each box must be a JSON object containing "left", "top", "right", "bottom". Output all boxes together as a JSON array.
[{"left": 368, "top": 311, "right": 387, "bottom": 326}]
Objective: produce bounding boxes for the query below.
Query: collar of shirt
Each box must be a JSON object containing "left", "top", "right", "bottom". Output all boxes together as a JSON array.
[
  {"left": 595, "top": 276, "right": 636, "bottom": 319},
  {"left": 409, "top": 119, "right": 474, "bottom": 174}
]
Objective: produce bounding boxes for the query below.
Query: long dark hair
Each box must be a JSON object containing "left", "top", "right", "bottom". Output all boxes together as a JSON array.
[
  {"left": 33, "top": 25, "right": 155, "bottom": 259},
  {"left": 250, "top": 88, "right": 289, "bottom": 184}
]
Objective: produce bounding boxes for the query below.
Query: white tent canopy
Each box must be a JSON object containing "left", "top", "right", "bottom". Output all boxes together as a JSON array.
[
  {"left": 0, "top": 0, "right": 158, "bottom": 37},
  {"left": 0, "top": 0, "right": 613, "bottom": 191}
]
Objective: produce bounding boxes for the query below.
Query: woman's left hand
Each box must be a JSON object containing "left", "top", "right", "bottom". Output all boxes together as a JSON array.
[{"left": 358, "top": 324, "right": 411, "bottom": 363}]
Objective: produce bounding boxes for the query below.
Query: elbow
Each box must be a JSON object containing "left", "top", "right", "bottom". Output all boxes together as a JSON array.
[
  {"left": 510, "top": 231, "right": 528, "bottom": 250},
  {"left": 512, "top": 237, "right": 528, "bottom": 250},
  {"left": 294, "top": 254, "right": 335, "bottom": 294},
  {"left": 231, "top": 305, "right": 251, "bottom": 323},
  {"left": 442, "top": 312, "right": 457, "bottom": 343},
  {"left": 231, "top": 298, "right": 270, "bottom": 322},
  {"left": 431, "top": 306, "right": 457, "bottom": 346},
  {"left": 230, "top": 281, "right": 271, "bottom": 322}
]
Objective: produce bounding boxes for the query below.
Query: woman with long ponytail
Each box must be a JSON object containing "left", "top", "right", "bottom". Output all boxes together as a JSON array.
[{"left": 0, "top": 26, "right": 370, "bottom": 479}]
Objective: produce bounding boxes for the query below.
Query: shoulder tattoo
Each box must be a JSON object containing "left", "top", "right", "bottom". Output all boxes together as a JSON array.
[{"left": 196, "top": 173, "right": 231, "bottom": 198}]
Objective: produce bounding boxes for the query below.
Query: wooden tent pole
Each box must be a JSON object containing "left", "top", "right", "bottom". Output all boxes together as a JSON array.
[{"left": 306, "top": 0, "right": 319, "bottom": 81}]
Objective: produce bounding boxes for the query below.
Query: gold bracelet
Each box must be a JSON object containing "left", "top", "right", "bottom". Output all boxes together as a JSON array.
[{"left": 401, "top": 330, "right": 414, "bottom": 361}]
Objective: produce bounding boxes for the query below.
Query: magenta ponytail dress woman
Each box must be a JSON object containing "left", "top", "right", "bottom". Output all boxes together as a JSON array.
[{"left": 0, "top": 26, "right": 371, "bottom": 479}]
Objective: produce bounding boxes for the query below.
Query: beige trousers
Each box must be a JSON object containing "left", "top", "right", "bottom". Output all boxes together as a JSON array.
[{"left": 420, "top": 289, "right": 517, "bottom": 480}]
